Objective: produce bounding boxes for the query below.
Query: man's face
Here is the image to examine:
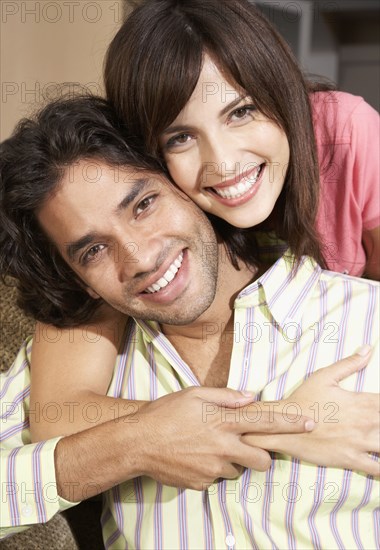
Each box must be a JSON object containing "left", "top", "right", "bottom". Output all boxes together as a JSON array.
[{"left": 37, "top": 160, "right": 219, "bottom": 325}]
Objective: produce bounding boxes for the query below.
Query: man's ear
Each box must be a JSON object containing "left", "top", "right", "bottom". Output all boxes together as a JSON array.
[
  {"left": 72, "top": 272, "right": 101, "bottom": 300},
  {"left": 86, "top": 287, "right": 101, "bottom": 300}
]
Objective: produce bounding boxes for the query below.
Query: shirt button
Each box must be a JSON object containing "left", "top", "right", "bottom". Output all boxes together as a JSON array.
[
  {"left": 225, "top": 533, "right": 235, "bottom": 547},
  {"left": 22, "top": 505, "right": 32, "bottom": 517}
]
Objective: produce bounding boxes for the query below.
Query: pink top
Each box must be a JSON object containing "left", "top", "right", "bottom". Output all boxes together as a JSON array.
[{"left": 311, "top": 91, "right": 380, "bottom": 276}]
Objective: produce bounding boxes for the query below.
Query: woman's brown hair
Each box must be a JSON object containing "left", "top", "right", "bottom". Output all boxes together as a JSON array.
[{"left": 105, "top": 0, "right": 326, "bottom": 267}]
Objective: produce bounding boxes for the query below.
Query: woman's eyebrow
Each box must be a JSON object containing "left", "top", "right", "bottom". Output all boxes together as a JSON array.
[
  {"left": 219, "top": 95, "right": 247, "bottom": 116},
  {"left": 161, "top": 95, "right": 248, "bottom": 136},
  {"left": 161, "top": 124, "right": 193, "bottom": 136}
]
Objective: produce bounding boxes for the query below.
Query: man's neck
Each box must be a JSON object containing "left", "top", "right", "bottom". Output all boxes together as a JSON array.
[
  {"left": 162, "top": 242, "right": 256, "bottom": 339},
  {"left": 161, "top": 243, "right": 258, "bottom": 386}
]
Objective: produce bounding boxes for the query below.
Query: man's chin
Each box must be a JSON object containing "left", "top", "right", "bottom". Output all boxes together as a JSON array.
[
  {"left": 141, "top": 309, "right": 210, "bottom": 326},
  {"left": 128, "top": 297, "right": 215, "bottom": 327}
]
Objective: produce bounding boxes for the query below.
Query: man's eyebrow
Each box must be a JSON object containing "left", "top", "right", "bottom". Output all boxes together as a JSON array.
[
  {"left": 161, "top": 95, "right": 246, "bottom": 135},
  {"left": 66, "top": 234, "right": 98, "bottom": 262},
  {"left": 115, "top": 177, "right": 151, "bottom": 213}
]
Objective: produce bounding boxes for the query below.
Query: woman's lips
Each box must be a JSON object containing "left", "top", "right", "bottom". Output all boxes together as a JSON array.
[{"left": 206, "top": 163, "right": 265, "bottom": 207}]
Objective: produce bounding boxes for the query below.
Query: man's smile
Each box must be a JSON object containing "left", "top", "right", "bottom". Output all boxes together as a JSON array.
[{"left": 144, "top": 251, "right": 184, "bottom": 293}]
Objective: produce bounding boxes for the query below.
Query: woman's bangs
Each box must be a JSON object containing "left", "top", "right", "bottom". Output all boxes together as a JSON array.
[{"left": 145, "top": 33, "right": 203, "bottom": 153}]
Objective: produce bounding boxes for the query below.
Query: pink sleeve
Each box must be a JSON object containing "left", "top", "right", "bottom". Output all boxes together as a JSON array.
[{"left": 350, "top": 100, "right": 380, "bottom": 230}]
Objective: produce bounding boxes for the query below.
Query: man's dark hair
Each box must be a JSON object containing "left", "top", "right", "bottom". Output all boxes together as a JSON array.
[{"left": 0, "top": 96, "right": 165, "bottom": 327}]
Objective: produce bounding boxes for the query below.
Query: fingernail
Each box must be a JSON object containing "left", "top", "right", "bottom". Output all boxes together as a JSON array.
[
  {"left": 357, "top": 344, "right": 372, "bottom": 357},
  {"left": 240, "top": 391, "right": 254, "bottom": 398},
  {"left": 305, "top": 420, "right": 315, "bottom": 431}
]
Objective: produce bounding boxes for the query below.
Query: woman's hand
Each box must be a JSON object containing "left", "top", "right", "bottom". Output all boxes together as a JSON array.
[{"left": 242, "top": 347, "right": 380, "bottom": 476}]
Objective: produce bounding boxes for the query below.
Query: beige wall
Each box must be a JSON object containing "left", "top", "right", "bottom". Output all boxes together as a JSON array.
[{"left": 1, "top": 0, "right": 124, "bottom": 140}]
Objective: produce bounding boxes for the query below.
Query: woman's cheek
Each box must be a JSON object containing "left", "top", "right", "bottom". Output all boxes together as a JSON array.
[{"left": 167, "top": 157, "right": 195, "bottom": 194}]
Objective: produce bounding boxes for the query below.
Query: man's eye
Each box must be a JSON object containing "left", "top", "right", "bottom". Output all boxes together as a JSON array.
[
  {"left": 82, "top": 244, "right": 105, "bottom": 265},
  {"left": 135, "top": 195, "right": 156, "bottom": 216}
]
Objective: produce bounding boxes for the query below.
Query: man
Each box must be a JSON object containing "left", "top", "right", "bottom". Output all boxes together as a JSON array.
[{"left": 1, "top": 96, "right": 378, "bottom": 548}]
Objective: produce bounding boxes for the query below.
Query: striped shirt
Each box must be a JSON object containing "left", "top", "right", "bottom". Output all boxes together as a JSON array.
[
  {"left": 103, "top": 254, "right": 380, "bottom": 549},
  {"left": 0, "top": 339, "right": 74, "bottom": 539},
  {"left": 1, "top": 254, "right": 379, "bottom": 548}
]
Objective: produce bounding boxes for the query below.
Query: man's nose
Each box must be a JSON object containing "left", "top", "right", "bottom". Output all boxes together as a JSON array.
[{"left": 115, "top": 235, "right": 163, "bottom": 282}]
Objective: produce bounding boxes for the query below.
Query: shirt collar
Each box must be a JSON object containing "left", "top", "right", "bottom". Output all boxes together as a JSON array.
[
  {"left": 133, "top": 318, "right": 200, "bottom": 386},
  {"left": 133, "top": 319, "right": 159, "bottom": 344},
  {"left": 235, "top": 252, "right": 322, "bottom": 329}
]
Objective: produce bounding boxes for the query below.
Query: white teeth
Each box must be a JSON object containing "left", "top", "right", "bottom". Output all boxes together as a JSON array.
[
  {"left": 144, "top": 252, "right": 184, "bottom": 294},
  {"left": 213, "top": 165, "right": 262, "bottom": 199},
  {"left": 164, "top": 270, "right": 176, "bottom": 282}
]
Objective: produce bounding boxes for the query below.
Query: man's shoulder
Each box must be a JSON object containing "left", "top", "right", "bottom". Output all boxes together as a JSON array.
[
  {"left": 0, "top": 337, "right": 33, "bottom": 391},
  {"left": 318, "top": 267, "right": 380, "bottom": 291},
  {"left": 276, "top": 254, "right": 379, "bottom": 320},
  {"left": 314, "top": 268, "right": 379, "bottom": 342}
]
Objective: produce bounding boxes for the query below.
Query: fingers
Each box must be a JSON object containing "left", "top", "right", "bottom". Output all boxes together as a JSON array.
[
  {"left": 355, "top": 454, "right": 380, "bottom": 478},
  {"left": 241, "top": 432, "right": 275, "bottom": 451},
  {"left": 192, "top": 386, "right": 254, "bottom": 408},
  {"left": 220, "top": 463, "right": 245, "bottom": 480},
  {"left": 322, "top": 346, "right": 372, "bottom": 384},
  {"left": 232, "top": 408, "right": 314, "bottom": 435},
  {"left": 233, "top": 443, "right": 272, "bottom": 472}
]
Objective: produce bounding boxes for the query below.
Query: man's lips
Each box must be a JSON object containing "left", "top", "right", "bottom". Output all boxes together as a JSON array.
[
  {"left": 144, "top": 251, "right": 184, "bottom": 294},
  {"left": 137, "top": 250, "right": 185, "bottom": 295},
  {"left": 137, "top": 249, "right": 190, "bottom": 305}
]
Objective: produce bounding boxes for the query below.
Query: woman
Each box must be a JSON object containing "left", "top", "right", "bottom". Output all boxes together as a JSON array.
[
  {"left": 104, "top": 0, "right": 379, "bottom": 279},
  {"left": 29, "top": 0, "right": 379, "bottom": 475}
]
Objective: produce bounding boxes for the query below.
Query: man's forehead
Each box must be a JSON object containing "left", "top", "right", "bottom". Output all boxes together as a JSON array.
[{"left": 65, "top": 159, "right": 168, "bottom": 188}]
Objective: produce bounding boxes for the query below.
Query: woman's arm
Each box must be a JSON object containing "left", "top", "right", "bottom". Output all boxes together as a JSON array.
[
  {"left": 30, "top": 304, "right": 379, "bottom": 477},
  {"left": 30, "top": 308, "right": 312, "bottom": 445},
  {"left": 30, "top": 306, "right": 139, "bottom": 441},
  {"left": 242, "top": 347, "right": 380, "bottom": 477}
]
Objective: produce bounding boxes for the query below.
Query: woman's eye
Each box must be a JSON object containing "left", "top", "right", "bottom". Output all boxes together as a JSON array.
[
  {"left": 230, "top": 105, "right": 256, "bottom": 121},
  {"left": 82, "top": 244, "right": 105, "bottom": 265},
  {"left": 135, "top": 195, "right": 156, "bottom": 216},
  {"left": 166, "top": 133, "right": 192, "bottom": 148}
]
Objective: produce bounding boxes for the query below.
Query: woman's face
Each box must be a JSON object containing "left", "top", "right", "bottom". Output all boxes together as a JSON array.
[{"left": 159, "top": 55, "right": 290, "bottom": 228}]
